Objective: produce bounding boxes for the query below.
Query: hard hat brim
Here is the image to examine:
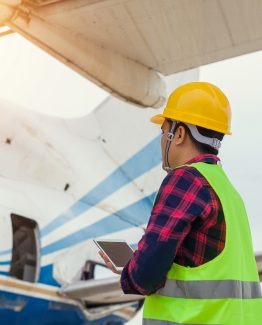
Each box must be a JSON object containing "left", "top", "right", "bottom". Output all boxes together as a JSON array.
[
  {"left": 150, "top": 113, "right": 232, "bottom": 134},
  {"left": 150, "top": 114, "right": 165, "bottom": 124}
]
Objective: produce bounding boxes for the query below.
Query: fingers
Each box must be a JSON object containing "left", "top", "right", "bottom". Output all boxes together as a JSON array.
[
  {"left": 99, "top": 250, "right": 109, "bottom": 263},
  {"left": 98, "top": 250, "right": 121, "bottom": 275}
]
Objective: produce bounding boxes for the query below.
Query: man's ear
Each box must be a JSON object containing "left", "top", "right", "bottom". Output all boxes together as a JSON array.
[{"left": 174, "top": 125, "right": 186, "bottom": 145}]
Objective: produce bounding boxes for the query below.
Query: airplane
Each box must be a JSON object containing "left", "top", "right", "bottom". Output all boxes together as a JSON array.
[
  {"left": 0, "top": 0, "right": 261, "bottom": 324},
  {"left": 0, "top": 70, "right": 199, "bottom": 324}
]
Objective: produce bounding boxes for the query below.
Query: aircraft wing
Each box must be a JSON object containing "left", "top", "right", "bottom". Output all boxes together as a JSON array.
[
  {"left": 1, "top": 0, "right": 262, "bottom": 107},
  {"left": 60, "top": 276, "right": 143, "bottom": 305},
  {"left": 60, "top": 276, "right": 143, "bottom": 321}
]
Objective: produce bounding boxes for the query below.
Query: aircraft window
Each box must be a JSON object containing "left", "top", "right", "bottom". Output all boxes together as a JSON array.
[{"left": 9, "top": 214, "right": 40, "bottom": 283}]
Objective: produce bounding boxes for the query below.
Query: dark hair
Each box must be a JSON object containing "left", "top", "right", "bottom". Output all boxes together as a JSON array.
[{"left": 168, "top": 120, "right": 224, "bottom": 155}]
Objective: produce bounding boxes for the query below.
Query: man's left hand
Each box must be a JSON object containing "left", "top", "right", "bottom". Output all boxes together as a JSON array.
[{"left": 99, "top": 250, "right": 122, "bottom": 275}]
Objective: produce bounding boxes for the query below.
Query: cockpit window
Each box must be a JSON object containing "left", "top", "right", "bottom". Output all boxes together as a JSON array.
[{"left": 9, "top": 214, "right": 40, "bottom": 283}]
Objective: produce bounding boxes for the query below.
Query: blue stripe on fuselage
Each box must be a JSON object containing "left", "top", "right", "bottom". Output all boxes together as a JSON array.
[
  {"left": 41, "top": 135, "right": 161, "bottom": 237},
  {"left": 41, "top": 192, "right": 156, "bottom": 255},
  {"left": 0, "top": 287, "right": 127, "bottom": 325}
]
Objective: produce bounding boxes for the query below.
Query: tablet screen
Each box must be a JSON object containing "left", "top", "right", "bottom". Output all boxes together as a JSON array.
[{"left": 96, "top": 240, "right": 134, "bottom": 268}]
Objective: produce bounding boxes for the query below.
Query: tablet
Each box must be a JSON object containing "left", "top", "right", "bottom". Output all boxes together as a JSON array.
[{"left": 94, "top": 239, "right": 134, "bottom": 271}]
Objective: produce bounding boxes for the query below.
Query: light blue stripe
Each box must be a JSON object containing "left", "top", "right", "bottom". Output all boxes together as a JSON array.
[
  {"left": 0, "top": 261, "right": 10, "bottom": 265},
  {"left": 41, "top": 135, "right": 161, "bottom": 237},
  {"left": 0, "top": 249, "right": 12, "bottom": 256},
  {"left": 41, "top": 192, "right": 156, "bottom": 255}
]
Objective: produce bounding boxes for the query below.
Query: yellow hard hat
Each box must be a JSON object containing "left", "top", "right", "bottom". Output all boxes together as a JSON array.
[{"left": 151, "top": 82, "right": 231, "bottom": 135}]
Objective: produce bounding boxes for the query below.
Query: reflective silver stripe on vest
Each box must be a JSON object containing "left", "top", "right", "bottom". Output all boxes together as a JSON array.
[
  {"left": 143, "top": 319, "right": 218, "bottom": 325},
  {"left": 156, "top": 279, "right": 262, "bottom": 299}
]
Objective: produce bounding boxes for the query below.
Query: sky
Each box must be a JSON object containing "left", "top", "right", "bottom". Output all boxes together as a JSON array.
[
  {"left": 1, "top": 33, "right": 262, "bottom": 324},
  {"left": 200, "top": 53, "right": 262, "bottom": 253},
  {"left": 0, "top": 34, "right": 108, "bottom": 117}
]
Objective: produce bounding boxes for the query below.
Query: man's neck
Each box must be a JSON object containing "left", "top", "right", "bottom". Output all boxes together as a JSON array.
[{"left": 173, "top": 149, "right": 202, "bottom": 169}]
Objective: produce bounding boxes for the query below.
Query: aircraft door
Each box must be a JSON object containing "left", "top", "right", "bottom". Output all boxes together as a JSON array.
[{"left": 9, "top": 214, "right": 40, "bottom": 283}]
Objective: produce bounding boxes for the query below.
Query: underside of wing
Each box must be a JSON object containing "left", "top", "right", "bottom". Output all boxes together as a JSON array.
[{"left": 1, "top": 0, "right": 262, "bottom": 106}]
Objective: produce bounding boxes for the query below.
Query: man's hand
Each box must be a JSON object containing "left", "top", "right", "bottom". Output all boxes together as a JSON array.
[{"left": 99, "top": 250, "right": 122, "bottom": 275}]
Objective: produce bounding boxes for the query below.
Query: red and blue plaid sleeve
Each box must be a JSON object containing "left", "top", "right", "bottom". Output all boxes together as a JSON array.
[{"left": 120, "top": 158, "right": 224, "bottom": 295}]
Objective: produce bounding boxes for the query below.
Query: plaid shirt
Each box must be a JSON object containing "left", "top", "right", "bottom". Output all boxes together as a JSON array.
[{"left": 120, "top": 154, "right": 226, "bottom": 295}]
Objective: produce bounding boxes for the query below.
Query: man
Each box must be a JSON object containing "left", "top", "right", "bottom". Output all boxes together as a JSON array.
[{"left": 100, "top": 82, "right": 262, "bottom": 324}]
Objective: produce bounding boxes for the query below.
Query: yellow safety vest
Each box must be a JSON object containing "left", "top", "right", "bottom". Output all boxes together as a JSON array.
[{"left": 143, "top": 162, "right": 262, "bottom": 325}]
